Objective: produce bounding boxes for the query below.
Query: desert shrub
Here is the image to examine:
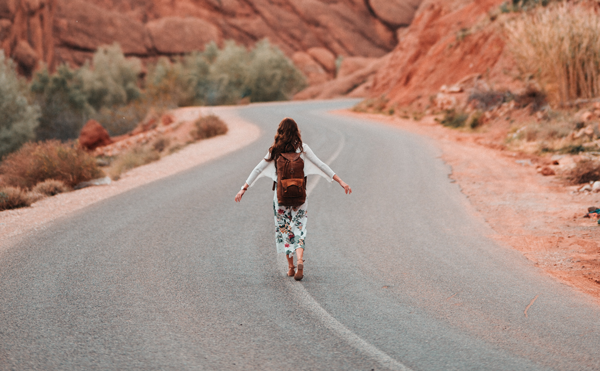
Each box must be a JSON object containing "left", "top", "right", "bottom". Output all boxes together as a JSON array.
[
  {"left": 146, "top": 57, "right": 195, "bottom": 108},
  {"left": 151, "top": 135, "right": 171, "bottom": 153},
  {"left": 566, "top": 159, "right": 600, "bottom": 184},
  {"left": 505, "top": 4, "right": 600, "bottom": 103},
  {"left": 244, "top": 40, "right": 307, "bottom": 102},
  {"left": 0, "top": 187, "right": 43, "bottom": 211},
  {"left": 108, "top": 146, "right": 160, "bottom": 180},
  {"left": 521, "top": 121, "right": 574, "bottom": 141},
  {"left": 32, "top": 45, "right": 143, "bottom": 141},
  {"left": 501, "top": 0, "right": 555, "bottom": 12},
  {"left": 0, "top": 51, "right": 41, "bottom": 158},
  {"left": 191, "top": 115, "right": 228, "bottom": 141},
  {"left": 80, "top": 44, "right": 142, "bottom": 110},
  {"left": 90, "top": 102, "right": 150, "bottom": 137},
  {"left": 468, "top": 89, "right": 514, "bottom": 110},
  {"left": 467, "top": 111, "right": 484, "bottom": 129},
  {"left": 32, "top": 179, "right": 70, "bottom": 196},
  {"left": 352, "top": 96, "right": 392, "bottom": 114},
  {"left": 0, "top": 140, "right": 103, "bottom": 189},
  {"left": 439, "top": 110, "right": 469, "bottom": 128},
  {"left": 167, "top": 143, "right": 185, "bottom": 154},
  {"left": 31, "top": 65, "right": 91, "bottom": 141},
  {"left": 147, "top": 40, "right": 306, "bottom": 106}
]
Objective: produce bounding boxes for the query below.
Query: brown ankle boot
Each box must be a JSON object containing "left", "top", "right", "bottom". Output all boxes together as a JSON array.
[
  {"left": 287, "top": 265, "right": 295, "bottom": 277},
  {"left": 294, "top": 261, "right": 304, "bottom": 281}
]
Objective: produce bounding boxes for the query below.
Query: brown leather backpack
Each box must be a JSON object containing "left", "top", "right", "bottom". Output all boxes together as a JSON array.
[{"left": 275, "top": 153, "right": 306, "bottom": 207}]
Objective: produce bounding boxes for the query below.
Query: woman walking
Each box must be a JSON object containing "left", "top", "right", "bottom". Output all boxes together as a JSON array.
[{"left": 235, "top": 118, "right": 351, "bottom": 281}]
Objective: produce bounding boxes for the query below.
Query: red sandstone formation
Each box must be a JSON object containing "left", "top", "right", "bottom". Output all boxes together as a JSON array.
[
  {"left": 369, "top": 0, "right": 515, "bottom": 109},
  {"left": 0, "top": 0, "right": 424, "bottom": 81},
  {"left": 296, "top": 0, "right": 519, "bottom": 103},
  {"left": 79, "top": 119, "right": 112, "bottom": 151}
]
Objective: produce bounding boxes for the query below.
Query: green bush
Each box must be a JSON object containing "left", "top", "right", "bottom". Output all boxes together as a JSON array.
[
  {"left": 31, "top": 44, "right": 143, "bottom": 141},
  {"left": 31, "top": 64, "right": 91, "bottom": 141},
  {"left": 0, "top": 140, "right": 103, "bottom": 189},
  {"left": 146, "top": 39, "right": 306, "bottom": 106},
  {"left": 80, "top": 43, "right": 142, "bottom": 111},
  {"left": 0, "top": 51, "right": 41, "bottom": 159},
  {"left": 245, "top": 40, "right": 307, "bottom": 102}
]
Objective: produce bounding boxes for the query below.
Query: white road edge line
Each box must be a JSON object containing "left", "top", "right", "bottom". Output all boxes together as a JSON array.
[{"left": 277, "top": 129, "right": 412, "bottom": 371}]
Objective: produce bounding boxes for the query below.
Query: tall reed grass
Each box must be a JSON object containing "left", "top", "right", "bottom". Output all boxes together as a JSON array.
[{"left": 505, "top": 3, "right": 600, "bottom": 104}]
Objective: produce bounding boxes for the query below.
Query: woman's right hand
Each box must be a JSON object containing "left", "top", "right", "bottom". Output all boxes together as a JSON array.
[
  {"left": 340, "top": 181, "right": 352, "bottom": 195},
  {"left": 235, "top": 189, "right": 245, "bottom": 202}
]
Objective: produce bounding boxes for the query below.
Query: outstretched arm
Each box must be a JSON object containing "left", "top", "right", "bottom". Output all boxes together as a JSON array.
[
  {"left": 333, "top": 174, "right": 352, "bottom": 195},
  {"left": 235, "top": 154, "right": 271, "bottom": 203}
]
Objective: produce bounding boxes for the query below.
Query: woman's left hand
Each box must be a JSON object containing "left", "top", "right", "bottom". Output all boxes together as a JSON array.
[{"left": 235, "top": 189, "right": 245, "bottom": 202}]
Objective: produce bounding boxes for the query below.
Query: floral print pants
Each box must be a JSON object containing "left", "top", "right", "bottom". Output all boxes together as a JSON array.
[{"left": 273, "top": 191, "right": 307, "bottom": 258}]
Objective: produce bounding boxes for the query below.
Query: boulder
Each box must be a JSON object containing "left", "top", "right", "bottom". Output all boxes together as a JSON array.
[
  {"left": 12, "top": 40, "right": 38, "bottom": 70},
  {"left": 292, "top": 51, "right": 331, "bottom": 86},
  {"left": 79, "top": 119, "right": 112, "bottom": 151},
  {"left": 55, "top": 0, "right": 148, "bottom": 55},
  {"left": 337, "top": 56, "right": 377, "bottom": 78},
  {"left": 581, "top": 111, "right": 594, "bottom": 122},
  {"left": 307, "top": 47, "right": 336, "bottom": 73},
  {"left": 539, "top": 166, "right": 555, "bottom": 176},
  {"left": 368, "top": 0, "right": 423, "bottom": 28},
  {"left": 146, "top": 17, "right": 221, "bottom": 55},
  {"left": 0, "top": 0, "right": 16, "bottom": 20}
]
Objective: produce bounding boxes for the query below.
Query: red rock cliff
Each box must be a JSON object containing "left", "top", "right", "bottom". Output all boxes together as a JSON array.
[
  {"left": 369, "top": 0, "right": 514, "bottom": 109},
  {"left": 0, "top": 0, "right": 424, "bottom": 79}
]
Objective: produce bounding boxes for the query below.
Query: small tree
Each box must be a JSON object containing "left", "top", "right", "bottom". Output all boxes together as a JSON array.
[{"left": 0, "top": 51, "right": 40, "bottom": 159}]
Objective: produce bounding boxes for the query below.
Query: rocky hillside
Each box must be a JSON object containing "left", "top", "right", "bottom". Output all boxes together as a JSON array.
[
  {"left": 369, "top": 0, "right": 513, "bottom": 109},
  {"left": 297, "top": 0, "right": 518, "bottom": 105},
  {"left": 0, "top": 0, "right": 422, "bottom": 83}
]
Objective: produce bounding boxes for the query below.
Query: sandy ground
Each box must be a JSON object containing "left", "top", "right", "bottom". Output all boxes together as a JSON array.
[
  {"left": 0, "top": 107, "right": 260, "bottom": 251},
  {"left": 339, "top": 110, "right": 600, "bottom": 303}
]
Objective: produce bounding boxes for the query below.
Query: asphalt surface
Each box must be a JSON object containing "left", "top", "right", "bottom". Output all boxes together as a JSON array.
[{"left": 1, "top": 100, "right": 599, "bottom": 371}]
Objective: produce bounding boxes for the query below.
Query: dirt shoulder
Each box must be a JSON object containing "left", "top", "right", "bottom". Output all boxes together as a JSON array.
[
  {"left": 0, "top": 107, "right": 260, "bottom": 251},
  {"left": 339, "top": 110, "right": 600, "bottom": 303}
]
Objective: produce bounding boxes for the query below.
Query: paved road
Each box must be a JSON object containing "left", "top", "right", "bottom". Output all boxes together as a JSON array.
[{"left": 1, "top": 100, "right": 599, "bottom": 370}]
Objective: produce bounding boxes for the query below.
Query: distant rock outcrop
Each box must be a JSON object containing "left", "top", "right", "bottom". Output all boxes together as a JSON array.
[{"left": 0, "top": 0, "right": 425, "bottom": 83}]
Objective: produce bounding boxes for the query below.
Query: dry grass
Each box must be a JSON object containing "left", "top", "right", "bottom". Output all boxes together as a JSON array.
[
  {"left": 0, "top": 187, "right": 44, "bottom": 211},
  {"left": 152, "top": 135, "right": 171, "bottom": 153},
  {"left": 0, "top": 140, "right": 103, "bottom": 189},
  {"left": 505, "top": 3, "right": 600, "bottom": 104},
  {"left": 32, "top": 179, "right": 70, "bottom": 196},
  {"left": 108, "top": 146, "right": 161, "bottom": 180},
  {"left": 191, "top": 115, "right": 228, "bottom": 141},
  {"left": 352, "top": 96, "right": 394, "bottom": 115},
  {"left": 566, "top": 159, "right": 600, "bottom": 184}
]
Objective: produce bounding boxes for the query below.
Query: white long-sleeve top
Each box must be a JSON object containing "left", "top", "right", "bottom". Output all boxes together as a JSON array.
[{"left": 245, "top": 143, "right": 335, "bottom": 187}]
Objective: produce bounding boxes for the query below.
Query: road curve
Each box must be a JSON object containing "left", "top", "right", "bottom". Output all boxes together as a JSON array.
[{"left": 1, "top": 100, "right": 599, "bottom": 370}]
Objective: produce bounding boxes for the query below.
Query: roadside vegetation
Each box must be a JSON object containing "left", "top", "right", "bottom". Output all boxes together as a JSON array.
[{"left": 0, "top": 40, "right": 303, "bottom": 211}]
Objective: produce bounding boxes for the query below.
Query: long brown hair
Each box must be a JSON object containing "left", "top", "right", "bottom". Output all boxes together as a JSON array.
[{"left": 267, "top": 118, "right": 303, "bottom": 162}]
